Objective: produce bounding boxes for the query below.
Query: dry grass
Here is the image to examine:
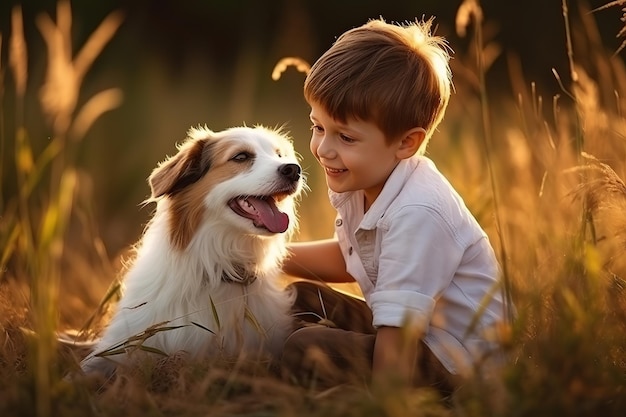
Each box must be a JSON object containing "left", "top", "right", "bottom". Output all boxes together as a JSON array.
[{"left": 1, "top": 0, "right": 626, "bottom": 416}]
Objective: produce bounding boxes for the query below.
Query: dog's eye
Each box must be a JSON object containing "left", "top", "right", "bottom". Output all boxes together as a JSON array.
[
  {"left": 232, "top": 152, "right": 252, "bottom": 162},
  {"left": 276, "top": 150, "right": 283, "bottom": 158}
]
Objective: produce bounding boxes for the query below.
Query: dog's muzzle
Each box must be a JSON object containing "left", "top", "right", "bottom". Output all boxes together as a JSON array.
[
  {"left": 227, "top": 162, "right": 301, "bottom": 234},
  {"left": 279, "top": 163, "right": 301, "bottom": 182}
]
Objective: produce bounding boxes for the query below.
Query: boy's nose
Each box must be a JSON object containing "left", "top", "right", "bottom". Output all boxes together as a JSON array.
[{"left": 312, "top": 135, "right": 335, "bottom": 159}]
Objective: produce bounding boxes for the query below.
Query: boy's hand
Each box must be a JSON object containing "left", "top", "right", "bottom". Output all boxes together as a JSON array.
[
  {"left": 372, "top": 325, "right": 421, "bottom": 386},
  {"left": 284, "top": 239, "right": 356, "bottom": 283}
]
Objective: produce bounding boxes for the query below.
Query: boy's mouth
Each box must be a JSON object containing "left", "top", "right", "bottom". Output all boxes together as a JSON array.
[{"left": 324, "top": 166, "right": 347, "bottom": 174}]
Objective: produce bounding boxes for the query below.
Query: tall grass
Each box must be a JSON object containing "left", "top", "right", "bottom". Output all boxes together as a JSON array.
[
  {"left": 1, "top": 0, "right": 625, "bottom": 416},
  {"left": 1, "top": 2, "right": 123, "bottom": 416}
]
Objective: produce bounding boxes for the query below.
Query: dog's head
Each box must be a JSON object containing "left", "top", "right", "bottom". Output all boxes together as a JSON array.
[{"left": 148, "top": 125, "right": 303, "bottom": 250}]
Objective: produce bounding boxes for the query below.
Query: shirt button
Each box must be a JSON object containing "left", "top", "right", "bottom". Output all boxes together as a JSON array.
[
  {"left": 348, "top": 247, "right": 353, "bottom": 255},
  {"left": 335, "top": 219, "right": 343, "bottom": 227}
]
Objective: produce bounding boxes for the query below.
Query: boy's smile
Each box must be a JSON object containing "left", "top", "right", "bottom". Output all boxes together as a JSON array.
[{"left": 309, "top": 103, "right": 406, "bottom": 210}]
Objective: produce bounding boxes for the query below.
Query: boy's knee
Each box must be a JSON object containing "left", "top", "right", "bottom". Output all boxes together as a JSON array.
[
  {"left": 281, "top": 327, "right": 326, "bottom": 384},
  {"left": 281, "top": 326, "right": 374, "bottom": 387},
  {"left": 281, "top": 326, "right": 322, "bottom": 369},
  {"left": 282, "top": 327, "right": 307, "bottom": 363}
]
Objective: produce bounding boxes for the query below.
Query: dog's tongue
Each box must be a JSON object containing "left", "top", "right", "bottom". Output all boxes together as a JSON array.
[{"left": 244, "top": 197, "right": 289, "bottom": 233}]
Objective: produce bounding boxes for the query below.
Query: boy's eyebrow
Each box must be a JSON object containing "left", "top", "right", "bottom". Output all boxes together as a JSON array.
[
  {"left": 309, "top": 110, "right": 357, "bottom": 132},
  {"left": 309, "top": 113, "right": 323, "bottom": 124}
]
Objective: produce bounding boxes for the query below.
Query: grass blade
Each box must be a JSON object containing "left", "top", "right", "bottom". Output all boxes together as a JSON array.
[
  {"left": 209, "top": 295, "right": 221, "bottom": 331},
  {"left": 244, "top": 306, "right": 267, "bottom": 339},
  {"left": 191, "top": 321, "right": 215, "bottom": 334},
  {"left": 137, "top": 345, "right": 168, "bottom": 357}
]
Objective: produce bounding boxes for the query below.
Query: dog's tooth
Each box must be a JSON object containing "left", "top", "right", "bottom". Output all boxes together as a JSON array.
[{"left": 238, "top": 198, "right": 257, "bottom": 213}]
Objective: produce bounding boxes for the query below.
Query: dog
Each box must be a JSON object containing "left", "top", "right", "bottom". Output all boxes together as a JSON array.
[{"left": 78, "top": 125, "right": 303, "bottom": 377}]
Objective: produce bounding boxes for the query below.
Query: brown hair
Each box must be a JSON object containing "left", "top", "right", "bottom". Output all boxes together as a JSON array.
[{"left": 304, "top": 18, "right": 452, "bottom": 152}]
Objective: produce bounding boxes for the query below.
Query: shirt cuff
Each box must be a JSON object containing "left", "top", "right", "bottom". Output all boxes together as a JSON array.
[{"left": 369, "top": 290, "right": 435, "bottom": 330}]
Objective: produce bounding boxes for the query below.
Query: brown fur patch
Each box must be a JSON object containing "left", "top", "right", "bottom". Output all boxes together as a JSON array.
[
  {"left": 149, "top": 139, "right": 213, "bottom": 198},
  {"left": 167, "top": 139, "right": 255, "bottom": 250}
]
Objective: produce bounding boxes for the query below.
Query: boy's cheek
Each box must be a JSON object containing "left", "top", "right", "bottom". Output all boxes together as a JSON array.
[{"left": 309, "top": 138, "right": 320, "bottom": 158}]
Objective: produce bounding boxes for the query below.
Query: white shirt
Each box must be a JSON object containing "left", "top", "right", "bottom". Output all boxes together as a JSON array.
[{"left": 330, "top": 155, "right": 507, "bottom": 375}]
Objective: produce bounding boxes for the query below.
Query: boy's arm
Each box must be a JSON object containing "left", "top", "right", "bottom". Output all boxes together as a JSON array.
[
  {"left": 372, "top": 326, "right": 421, "bottom": 385},
  {"left": 283, "top": 239, "right": 355, "bottom": 283}
]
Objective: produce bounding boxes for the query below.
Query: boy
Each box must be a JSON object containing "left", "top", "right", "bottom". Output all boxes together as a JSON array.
[{"left": 281, "top": 17, "right": 508, "bottom": 393}]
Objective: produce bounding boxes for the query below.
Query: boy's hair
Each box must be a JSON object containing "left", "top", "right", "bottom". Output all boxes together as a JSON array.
[{"left": 304, "top": 18, "right": 452, "bottom": 153}]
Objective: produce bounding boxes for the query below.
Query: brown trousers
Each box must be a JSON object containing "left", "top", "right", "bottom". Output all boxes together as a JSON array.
[{"left": 281, "top": 280, "right": 461, "bottom": 394}]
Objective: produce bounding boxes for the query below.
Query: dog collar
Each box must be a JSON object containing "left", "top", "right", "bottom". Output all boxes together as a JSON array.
[{"left": 219, "top": 265, "right": 257, "bottom": 285}]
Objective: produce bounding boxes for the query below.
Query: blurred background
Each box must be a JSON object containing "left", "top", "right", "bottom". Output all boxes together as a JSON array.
[
  {"left": 3, "top": 4, "right": 626, "bottom": 413},
  {"left": 0, "top": 0, "right": 623, "bottom": 256}
]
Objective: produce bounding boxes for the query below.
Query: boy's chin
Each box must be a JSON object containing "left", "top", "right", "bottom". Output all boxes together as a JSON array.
[{"left": 326, "top": 182, "right": 347, "bottom": 194}]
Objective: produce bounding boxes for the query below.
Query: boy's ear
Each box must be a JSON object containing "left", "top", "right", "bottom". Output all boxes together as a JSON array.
[{"left": 396, "top": 127, "right": 426, "bottom": 159}]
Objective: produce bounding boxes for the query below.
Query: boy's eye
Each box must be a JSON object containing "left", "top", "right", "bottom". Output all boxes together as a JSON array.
[
  {"left": 310, "top": 125, "right": 324, "bottom": 133},
  {"left": 339, "top": 134, "right": 355, "bottom": 143}
]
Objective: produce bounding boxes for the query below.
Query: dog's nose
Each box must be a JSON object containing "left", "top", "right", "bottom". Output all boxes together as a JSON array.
[{"left": 279, "top": 163, "right": 301, "bottom": 182}]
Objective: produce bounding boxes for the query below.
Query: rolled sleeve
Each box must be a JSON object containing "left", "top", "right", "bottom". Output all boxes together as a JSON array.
[
  {"left": 370, "top": 290, "right": 435, "bottom": 330},
  {"left": 368, "top": 206, "right": 465, "bottom": 330}
]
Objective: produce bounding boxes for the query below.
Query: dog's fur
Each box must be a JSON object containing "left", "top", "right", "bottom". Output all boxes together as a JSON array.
[{"left": 79, "top": 125, "right": 303, "bottom": 377}]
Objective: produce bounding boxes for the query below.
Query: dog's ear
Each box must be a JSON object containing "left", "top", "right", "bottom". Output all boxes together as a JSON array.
[{"left": 149, "top": 138, "right": 213, "bottom": 198}]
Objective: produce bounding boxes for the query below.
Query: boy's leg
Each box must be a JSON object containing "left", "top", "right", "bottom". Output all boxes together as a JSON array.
[
  {"left": 282, "top": 325, "right": 375, "bottom": 386},
  {"left": 283, "top": 280, "right": 375, "bottom": 386},
  {"left": 283, "top": 280, "right": 462, "bottom": 393},
  {"left": 415, "top": 343, "right": 465, "bottom": 397},
  {"left": 288, "top": 279, "right": 375, "bottom": 333},
  {"left": 282, "top": 324, "right": 461, "bottom": 394}
]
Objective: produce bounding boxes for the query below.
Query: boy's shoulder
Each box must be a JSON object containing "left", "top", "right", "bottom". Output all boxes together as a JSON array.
[
  {"left": 382, "top": 157, "right": 487, "bottom": 244},
  {"left": 397, "top": 156, "right": 459, "bottom": 204},
  {"left": 385, "top": 156, "right": 476, "bottom": 223}
]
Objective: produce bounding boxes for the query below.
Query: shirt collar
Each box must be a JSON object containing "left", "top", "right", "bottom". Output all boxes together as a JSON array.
[{"left": 329, "top": 156, "right": 421, "bottom": 230}]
